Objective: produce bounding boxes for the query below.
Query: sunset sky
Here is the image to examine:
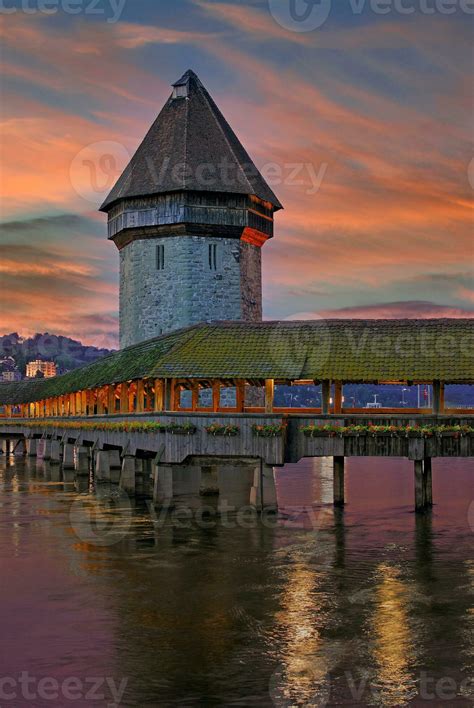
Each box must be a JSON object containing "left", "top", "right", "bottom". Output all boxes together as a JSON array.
[{"left": 1, "top": 0, "right": 472, "bottom": 348}]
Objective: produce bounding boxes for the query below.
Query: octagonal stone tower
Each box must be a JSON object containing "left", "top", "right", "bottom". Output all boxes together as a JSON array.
[{"left": 101, "top": 70, "right": 282, "bottom": 349}]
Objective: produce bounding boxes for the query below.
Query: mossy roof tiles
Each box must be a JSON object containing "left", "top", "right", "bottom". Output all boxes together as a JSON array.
[{"left": 1, "top": 319, "right": 472, "bottom": 405}]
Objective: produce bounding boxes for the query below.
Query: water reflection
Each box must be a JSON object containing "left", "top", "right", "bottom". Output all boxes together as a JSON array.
[{"left": 0, "top": 454, "right": 472, "bottom": 706}]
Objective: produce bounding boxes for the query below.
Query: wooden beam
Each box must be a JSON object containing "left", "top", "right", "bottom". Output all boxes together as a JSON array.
[
  {"left": 136, "top": 380, "right": 145, "bottom": 413},
  {"left": 192, "top": 382, "right": 199, "bottom": 411},
  {"left": 333, "top": 381, "right": 343, "bottom": 414},
  {"left": 333, "top": 456, "right": 345, "bottom": 506},
  {"left": 163, "top": 379, "right": 172, "bottom": 411},
  {"left": 321, "top": 380, "right": 331, "bottom": 415},
  {"left": 432, "top": 380, "right": 445, "bottom": 414},
  {"left": 169, "top": 380, "right": 178, "bottom": 411},
  {"left": 107, "top": 385, "right": 116, "bottom": 415},
  {"left": 212, "top": 382, "right": 220, "bottom": 412},
  {"left": 154, "top": 379, "right": 164, "bottom": 412},
  {"left": 265, "top": 379, "right": 275, "bottom": 414},
  {"left": 236, "top": 380, "right": 245, "bottom": 412},
  {"left": 120, "top": 383, "right": 130, "bottom": 414}
]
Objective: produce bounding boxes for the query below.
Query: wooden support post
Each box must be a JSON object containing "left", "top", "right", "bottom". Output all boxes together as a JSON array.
[
  {"left": 321, "top": 380, "right": 331, "bottom": 415},
  {"left": 192, "top": 383, "right": 199, "bottom": 411},
  {"left": 136, "top": 380, "right": 145, "bottom": 413},
  {"left": 423, "top": 458, "right": 433, "bottom": 507},
  {"left": 236, "top": 380, "right": 245, "bottom": 413},
  {"left": 414, "top": 459, "right": 430, "bottom": 512},
  {"left": 212, "top": 382, "right": 220, "bottom": 413},
  {"left": 169, "top": 380, "right": 178, "bottom": 411},
  {"left": 70, "top": 393, "right": 76, "bottom": 416},
  {"left": 5, "top": 405, "right": 12, "bottom": 419},
  {"left": 432, "top": 380, "right": 445, "bottom": 414},
  {"left": 333, "top": 456, "right": 345, "bottom": 507},
  {"left": 96, "top": 389, "right": 105, "bottom": 416},
  {"left": 164, "top": 380, "right": 172, "bottom": 411},
  {"left": 106, "top": 385, "right": 115, "bottom": 415},
  {"left": 334, "top": 381, "right": 343, "bottom": 414},
  {"left": 120, "top": 383, "right": 130, "bottom": 414},
  {"left": 154, "top": 379, "right": 164, "bottom": 412},
  {"left": 80, "top": 391, "right": 86, "bottom": 416},
  {"left": 265, "top": 379, "right": 275, "bottom": 414}
]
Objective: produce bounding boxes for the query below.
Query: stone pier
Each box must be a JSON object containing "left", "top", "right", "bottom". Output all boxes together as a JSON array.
[
  {"left": 95, "top": 450, "right": 111, "bottom": 481},
  {"left": 249, "top": 464, "right": 278, "bottom": 511},
  {"left": 37, "top": 439, "right": 52, "bottom": 461},
  {"left": 50, "top": 441, "right": 62, "bottom": 465},
  {"left": 153, "top": 464, "right": 174, "bottom": 507},
  {"left": 120, "top": 455, "right": 136, "bottom": 495},
  {"left": 217, "top": 465, "right": 255, "bottom": 513},
  {"left": 13, "top": 440, "right": 25, "bottom": 457},
  {"left": 26, "top": 438, "right": 37, "bottom": 457},
  {"left": 62, "top": 443, "right": 75, "bottom": 469},
  {"left": 74, "top": 445, "right": 90, "bottom": 476}
]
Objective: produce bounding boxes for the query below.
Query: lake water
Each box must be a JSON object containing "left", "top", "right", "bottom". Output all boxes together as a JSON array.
[{"left": 0, "top": 454, "right": 472, "bottom": 707}]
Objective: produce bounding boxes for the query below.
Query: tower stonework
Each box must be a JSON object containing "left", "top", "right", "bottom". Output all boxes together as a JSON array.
[{"left": 101, "top": 70, "right": 282, "bottom": 349}]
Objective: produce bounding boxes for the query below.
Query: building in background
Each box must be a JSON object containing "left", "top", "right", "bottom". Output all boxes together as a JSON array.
[
  {"left": 2, "top": 370, "right": 22, "bottom": 382},
  {"left": 26, "top": 360, "right": 57, "bottom": 379}
]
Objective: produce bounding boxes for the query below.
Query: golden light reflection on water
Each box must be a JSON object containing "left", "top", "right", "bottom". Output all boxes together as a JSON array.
[
  {"left": 272, "top": 562, "right": 330, "bottom": 706},
  {"left": 369, "top": 563, "right": 418, "bottom": 706}
]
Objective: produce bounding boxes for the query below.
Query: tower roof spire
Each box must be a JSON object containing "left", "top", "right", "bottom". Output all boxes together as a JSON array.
[{"left": 100, "top": 70, "right": 282, "bottom": 211}]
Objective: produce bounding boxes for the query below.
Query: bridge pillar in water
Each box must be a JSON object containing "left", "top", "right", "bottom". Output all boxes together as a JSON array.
[
  {"left": 37, "top": 439, "right": 52, "bottom": 461},
  {"left": 50, "top": 441, "right": 62, "bottom": 465},
  {"left": 415, "top": 459, "right": 433, "bottom": 512},
  {"left": 120, "top": 455, "right": 136, "bottom": 495},
  {"left": 25, "top": 438, "right": 37, "bottom": 457},
  {"left": 250, "top": 464, "right": 278, "bottom": 511},
  {"left": 63, "top": 443, "right": 75, "bottom": 469},
  {"left": 217, "top": 465, "right": 255, "bottom": 513},
  {"left": 108, "top": 450, "right": 122, "bottom": 469},
  {"left": 74, "top": 446, "right": 90, "bottom": 476},
  {"left": 153, "top": 464, "right": 174, "bottom": 507},
  {"left": 200, "top": 466, "right": 219, "bottom": 496},
  {"left": 333, "top": 456, "right": 345, "bottom": 507},
  {"left": 13, "top": 439, "right": 26, "bottom": 457},
  {"left": 95, "top": 451, "right": 111, "bottom": 482}
]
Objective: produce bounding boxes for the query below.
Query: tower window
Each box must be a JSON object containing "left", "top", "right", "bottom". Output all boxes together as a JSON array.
[
  {"left": 209, "top": 243, "right": 218, "bottom": 270},
  {"left": 156, "top": 244, "right": 165, "bottom": 270},
  {"left": 172, "top": 84, "right": 188, "bottom": 99}
]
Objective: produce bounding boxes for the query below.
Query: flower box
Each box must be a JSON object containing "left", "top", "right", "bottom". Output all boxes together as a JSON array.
[
  {"left": 167, "top": 424, "right": 197, "bottom": 435},
  {"left": 205, "top": 424, "right": 240, "bottom": 437},
  {"left": 252, "top": 424, "right": 285, "bottom": 438}
]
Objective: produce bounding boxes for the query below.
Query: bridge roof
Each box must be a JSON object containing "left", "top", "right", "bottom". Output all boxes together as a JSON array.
[{"left": 0, "top": 319, "right": 473, "bottom": 405}]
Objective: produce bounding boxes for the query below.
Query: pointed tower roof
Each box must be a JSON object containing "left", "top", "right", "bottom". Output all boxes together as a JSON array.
[{"left": 100, "top": 70, "right": 283, "bottom": 212}]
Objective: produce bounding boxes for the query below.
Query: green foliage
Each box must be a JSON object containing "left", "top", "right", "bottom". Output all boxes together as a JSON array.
[
  {"left": 301, "top": 424, "right": 474, "bottom": 438},
  {"left": 252, "top": 423, "right": 285, "bottom": 438},
  {"left": 205, "top": 423, "right": 240, "bottom": 436}
]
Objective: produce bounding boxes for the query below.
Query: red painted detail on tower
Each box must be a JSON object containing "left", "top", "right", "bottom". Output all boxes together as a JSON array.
[{"left": 241, "top": 228, "right": 269, "bottom": 248}]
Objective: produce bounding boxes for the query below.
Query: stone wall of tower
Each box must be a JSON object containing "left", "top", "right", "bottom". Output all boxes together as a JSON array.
[
  {"left": 239, "top": 241, "right": 262, "bottom": 322},
  {"left": 119, "top": 235, "right": 262, "bottom": 348}
]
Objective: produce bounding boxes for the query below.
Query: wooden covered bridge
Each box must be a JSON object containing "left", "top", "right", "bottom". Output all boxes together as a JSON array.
[{"left": 1, "top": 319, "right": 473, "bottom": 512}]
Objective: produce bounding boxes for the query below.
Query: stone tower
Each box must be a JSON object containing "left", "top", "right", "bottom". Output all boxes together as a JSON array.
[{"left": 100, "top": 70, "right": 282, "bottom": 349}]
